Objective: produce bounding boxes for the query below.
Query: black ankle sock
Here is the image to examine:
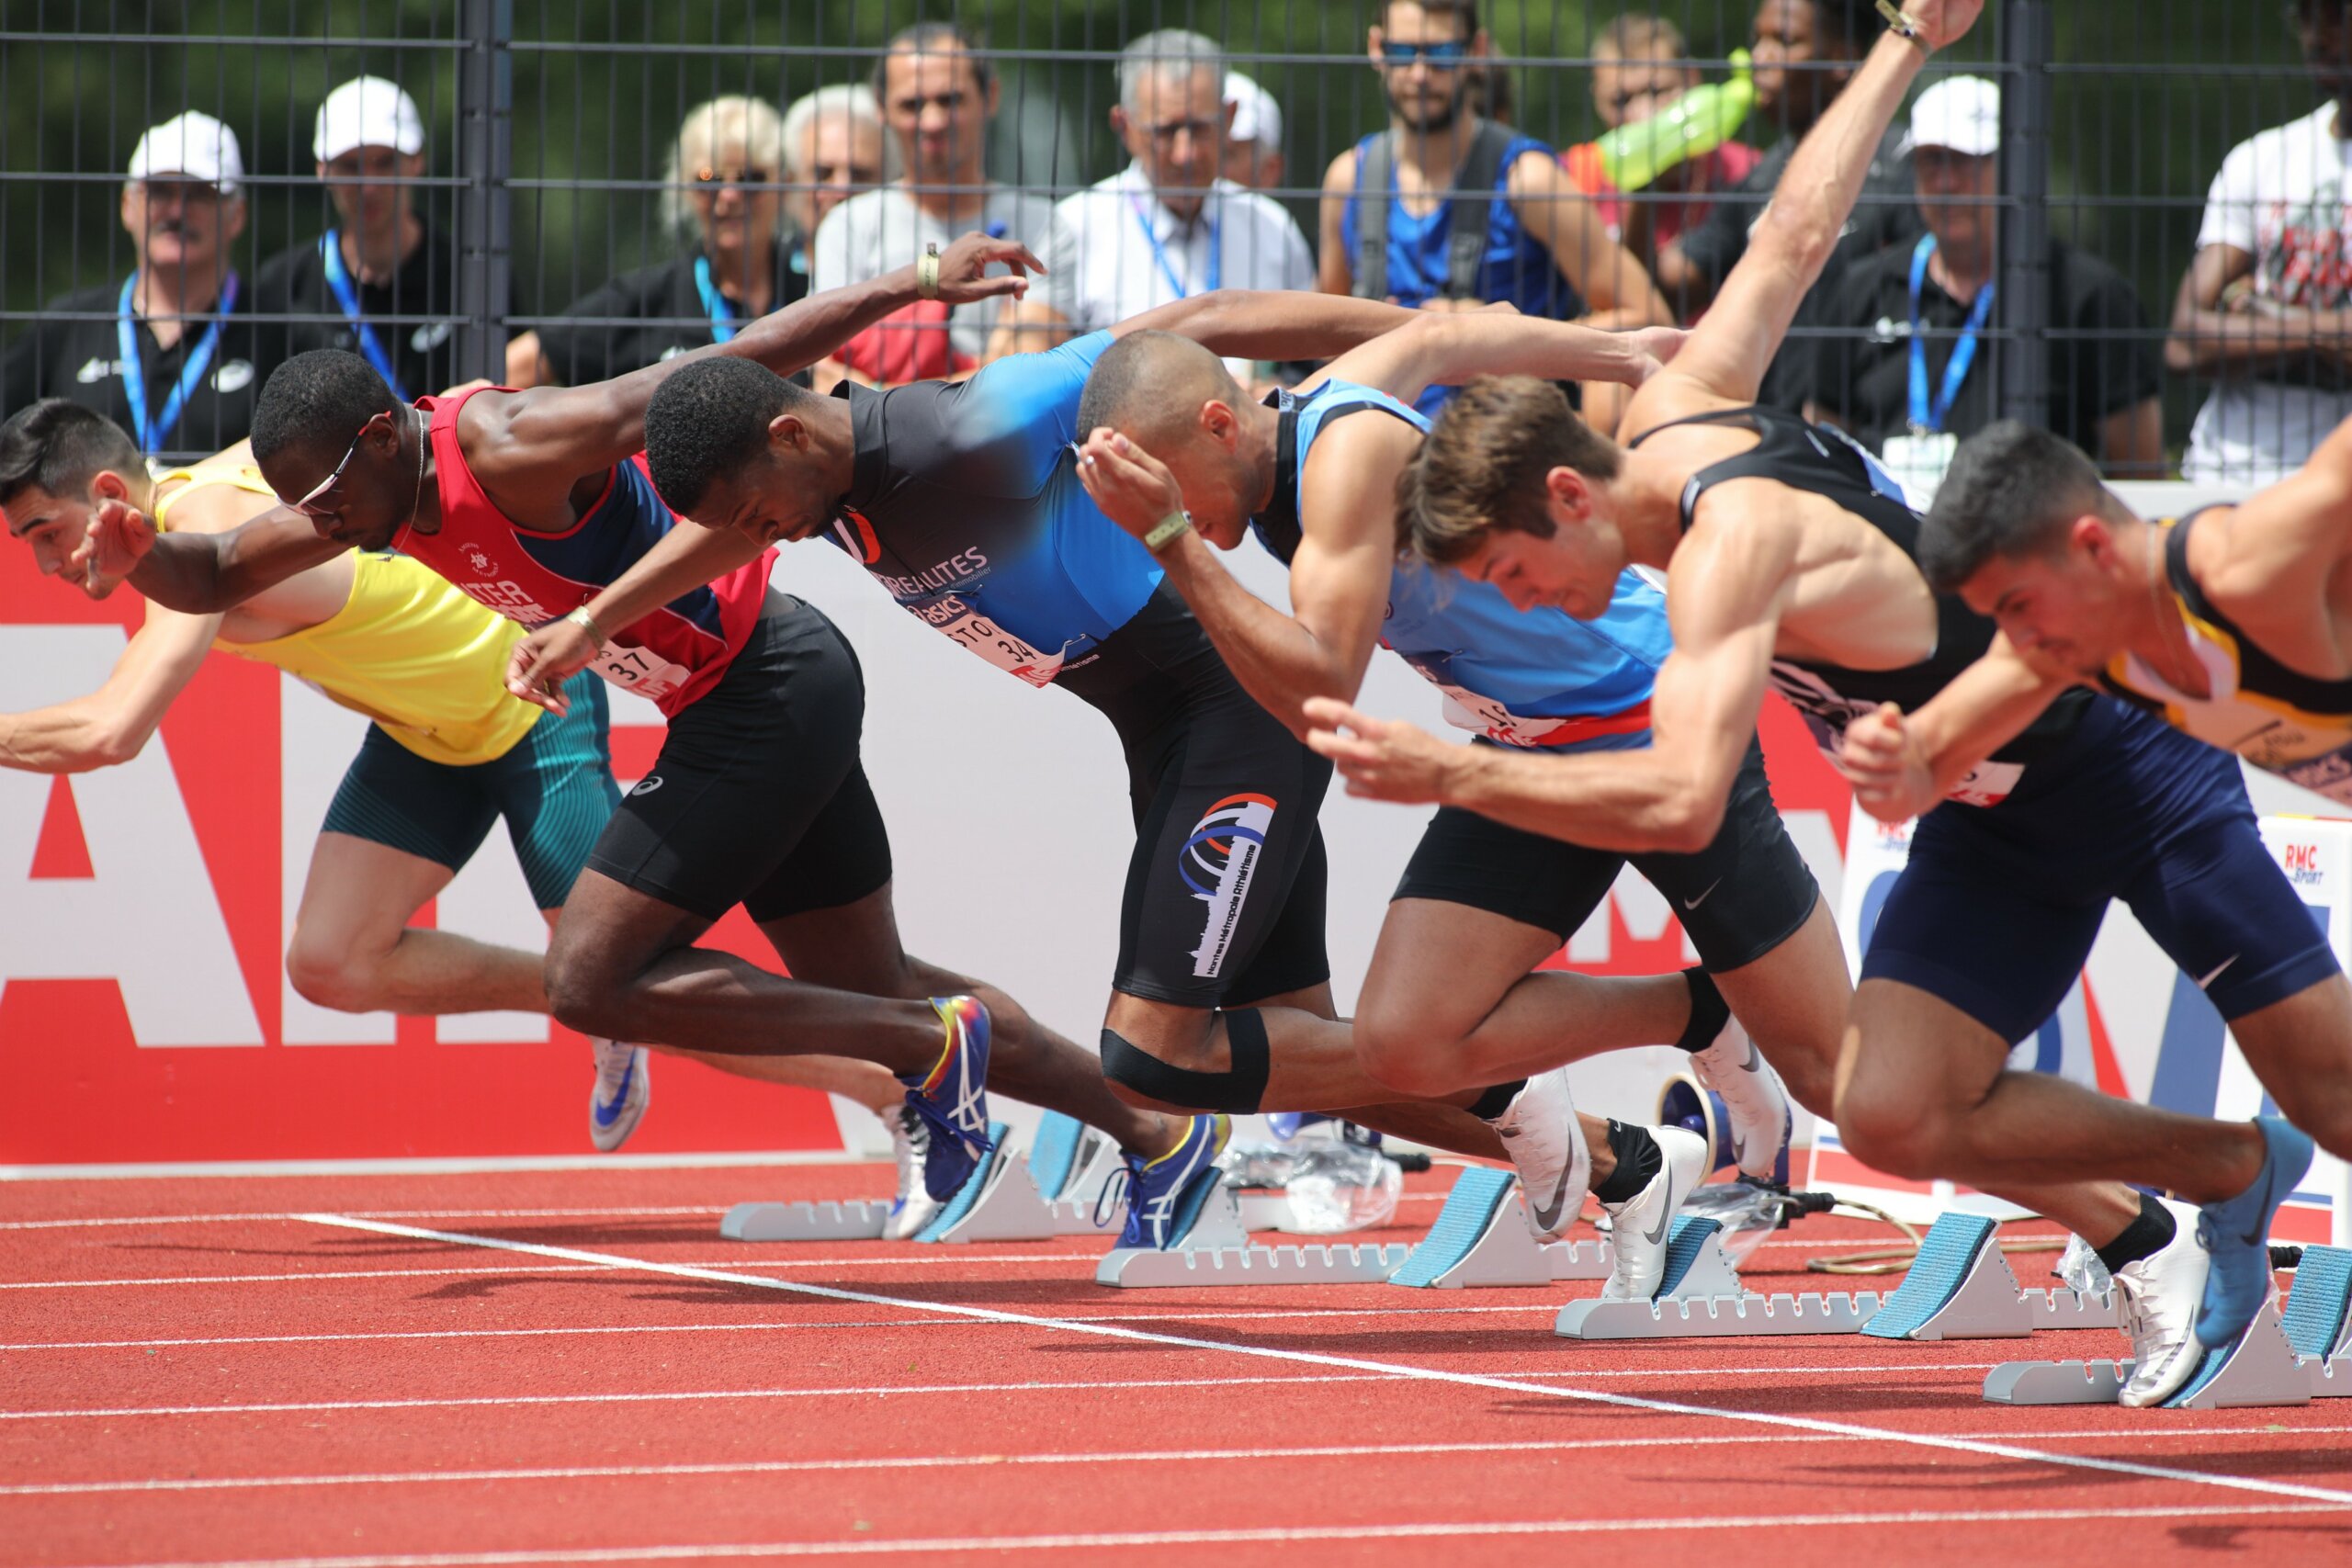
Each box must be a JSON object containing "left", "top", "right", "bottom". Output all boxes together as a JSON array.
[
  {"left": 1675, "top": 968, "right": 1730, "bottom": 1054},
  {"left": 1590, "top": 1120, "right": 1663, "bottom": 1205},
  {"left": 1467, "top": 1079, "right": 1526, "bottom": 1122},
  {"left": 2094, "top": 1190, "right": 2178, "bottom": 1274}
]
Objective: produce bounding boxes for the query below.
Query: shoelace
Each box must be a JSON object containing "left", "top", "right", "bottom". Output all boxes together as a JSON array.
[
  {"left": 901, "top": 1091, "right": 994, "bottom": 1161},
  {"left": 1095, "top": 1161, "right": 1137, "bottom": 1233}
]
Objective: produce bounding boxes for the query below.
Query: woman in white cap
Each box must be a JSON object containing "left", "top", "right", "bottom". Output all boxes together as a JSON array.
[
  {"left": 254, "top": 76, "right": 478, "bottom": 403},
  {"left": 1, "top": 110, "right": 261, "bottom": 460}
]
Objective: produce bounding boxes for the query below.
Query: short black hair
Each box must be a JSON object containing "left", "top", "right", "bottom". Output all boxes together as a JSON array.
[
  {"left": 0, "top": 400, "right": 142, "bottom": 510},
  {"left": 873, "top": 20, "right": 994, "bottom": 97},
  {"left": 644, "top": 356, "right": 809, "bottom": 515},
  {"left": 1374, "top": 0, "right": 1478, "bottom": 35},
  {"left": 1919, "top": 421, "right": 2113, "bottom": 592},
  {"left": 251, "top": 350, "right": 399, "bottom": 466}
]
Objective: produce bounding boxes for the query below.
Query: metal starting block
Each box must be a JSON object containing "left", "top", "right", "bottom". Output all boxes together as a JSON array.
[
  {"left": 1555, "top": 1214, "right": 1889, "bottom": 1339},
  {"left": 1388, "top": 1166, "right": 1611, "bottom": 1289},
  {"left": 1095, "top": 1171, "right": 1413, "bottom": 1288},
  {"left": 719, "top": 1195, "right": 893, "bottom": 1242},
  {"left": 1860, "top": 1213, "right": 2118, "bottom": 1341},
  {"left": 1984, "top": 1244, "right": 2352, "bottom": 1409}
]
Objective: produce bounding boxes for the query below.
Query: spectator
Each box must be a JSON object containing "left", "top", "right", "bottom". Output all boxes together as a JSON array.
[
  {"left": 1560, "top": 16, "right": 1764, "bottom": 279},
  {"left": 1809, "top": 76, "right": 2165, "bottom": 498},
  {"left": 1222, "top": 71, "right": 1285, "bottom": 190},
  {"left": 1651, "top": 0, "right": 1918, "bottom": 410},
  {"left": 990, "top": 31, "right": 1312, "bottom": 361},
  {"left": 252, "top": 77, "right": 469, "bottom": 404},
  {"left": 2171, "top": 0, "right": 2352, "bottom": 484},
  {"left": 782, "top": 85, "right": 889, "bottom": 252},
  {"left": 1315, "top": 0, "right": 1668, "bottom": 423},
  {"left": 813, "top": 21, "right": 1055, "bottom": 381},
  {"left": 518, "top": 96, "right": 802, "bottom": 389},
  {"left": 2, "top": 111, "right": 264, "bottom": 462}
]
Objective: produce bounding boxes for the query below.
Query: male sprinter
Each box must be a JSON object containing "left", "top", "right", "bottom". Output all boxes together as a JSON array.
[
  {"left": 513, "top": 288, "right": 1587, "bottom": 1247},
  {"left": 73, "top": 238, "right": 1205, "bottom": 1240},
  {"left": 1295, "top": 0, "right": 2336, "bottom": 1408},
  {"left": 1067, "top": 315, "right": 1842, "bottom": 1296}
]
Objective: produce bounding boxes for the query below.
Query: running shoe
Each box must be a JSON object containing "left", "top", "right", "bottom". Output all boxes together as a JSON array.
[
  {"left": 1110, "top": 1113, "right": 1232, "bottom": 1249},
  {"left": 897, "top": 997, "right": 994, "bottom": 1202},
  {"left": 1487, "top": 1068, "right": 1589, "bottom": 1241},
  {"left": 2112, "top": 1199, "right": 2210, "bottom": 1408},
  {"left": 1599, "top": 1126, "right": 1708, "bottom": 1300},
  {"left": 1688, "top": 1015, "right": 1792, "bottom": 1182},
  {"left": 884, "top": 1104, "right": 944, "bottom": 1242},
  {"left": 2191, "top": 1116, "right": 2313, "bottom": 1348},
  {"left": 587, "top": 1038, "right": 650, "bottom": 1153}
]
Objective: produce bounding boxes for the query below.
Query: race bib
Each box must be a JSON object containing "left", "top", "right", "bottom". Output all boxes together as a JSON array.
[
  {"left": 1435, "top": 685, "right": 1577, "bottom": 749},
  {"left": 910, "top": 592, "right": 1065, "bottom": 688},
  {"left": 590, "top": 642, "right": 694, "bottom": 701},
  {"left": 1877, "top": 432, "right": 1958, "bottom": 509},
  {"left": 1945, "top": 759, "right": 2026, "bottom": 808}
]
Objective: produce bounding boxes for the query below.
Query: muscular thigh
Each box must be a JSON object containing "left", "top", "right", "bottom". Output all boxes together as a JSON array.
[
  {"left": 1357, "top": 897, "right": 1564, "bottom": 1042},
  {"left": 482, "top": 671, "right": 620, "bottom": 913}
]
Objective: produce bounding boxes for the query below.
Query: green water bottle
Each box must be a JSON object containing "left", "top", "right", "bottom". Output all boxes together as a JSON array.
[{"left": 1596, "top": 50, "right": 1755, "bottom": 193}]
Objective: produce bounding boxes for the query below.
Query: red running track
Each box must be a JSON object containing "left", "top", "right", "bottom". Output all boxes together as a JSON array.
[{"left": 2, "top": 1161, "right": 2348, "bottom": 1566}]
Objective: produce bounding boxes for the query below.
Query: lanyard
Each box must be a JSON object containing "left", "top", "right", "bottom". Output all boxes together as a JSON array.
[
  {"left": 1129, "top": 191, "right": 1218, "bottom": 301},
  {"left": 693, "top": 254, "right": 740, "bottom": 344},
  {"left": 320, "top": 231, "right": 411, "bottom": 402},
  {"left": 1906, "top": 233, "right": 1995, "bottom": 435},
  {"left": 118, "top": 270, "right": 238, "bottom": 457}
]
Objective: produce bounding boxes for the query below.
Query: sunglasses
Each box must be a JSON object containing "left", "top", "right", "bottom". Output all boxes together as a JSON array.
[
  {"left": 283, "top": 413, "right": 383, "bottom": 518},
  {"left": 695, "top": 166, "right": 775, "bottom": 187},
  {"left": 1380, "top": 39, "right": 1471, "bottom": 66}
]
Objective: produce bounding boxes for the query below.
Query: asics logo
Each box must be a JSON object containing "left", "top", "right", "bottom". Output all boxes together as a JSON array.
[{"left": 630, "top": 775, "right": 663, "bottom": 796}]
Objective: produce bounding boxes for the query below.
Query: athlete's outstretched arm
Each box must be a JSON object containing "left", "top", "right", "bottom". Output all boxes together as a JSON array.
[
  {"left": 1841, "top": 638, "right": 2072, "bottom": 823},
  {"left": 1111, "top": 289, "right": 1419, "bottom": 363},
  {"left": 70, "top": 502, "right": 345, "bottom": 615},
  {"left": 1637, "top": 2, "right": 1978, "bottom": 412},
  {"left": 1306, "top": 520, "right": 1794, "bottom": 853},
  {"left": 1321, "top": 310, "right": 1679, "bottom": 409},
  {"left": 0, "top": 598, "right": 220, "bottom": 772}
]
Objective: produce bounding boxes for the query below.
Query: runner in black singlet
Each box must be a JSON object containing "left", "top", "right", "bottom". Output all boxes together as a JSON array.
[{"left": 1295, "top": 4, "right": 2338, "bottom": 1410}]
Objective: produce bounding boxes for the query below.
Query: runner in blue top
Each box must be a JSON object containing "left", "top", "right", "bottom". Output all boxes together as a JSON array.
[
  {"left": 510, "top": 287, "right": 1583, "bottom": 1249},
  {"left": 1073, "top": 314, "right": 1836, "bottom": 1297}
]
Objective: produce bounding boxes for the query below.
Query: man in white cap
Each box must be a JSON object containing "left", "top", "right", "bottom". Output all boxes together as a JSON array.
[
  {"left": 2, "top": 110, "right": 263, "bottom": 460},
  {"left": 1221, "top": 69, "right": 1284, "bottom": 190},
  {"left": 1808, "top": 73, "right": 2163, "bottom": 499},
  {"left": 254, "top": 76, "right": 485, "bottom": 401}
]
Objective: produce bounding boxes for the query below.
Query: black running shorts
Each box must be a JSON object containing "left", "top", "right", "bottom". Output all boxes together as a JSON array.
[
  {"left": 1393, "top": 737, "right": 1818, "bottom": 972},
  {"left": 583, "top": 593, "right": 893, "bottom": 924}
]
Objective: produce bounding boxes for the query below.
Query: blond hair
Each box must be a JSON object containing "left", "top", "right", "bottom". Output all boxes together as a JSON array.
[{"left": 661, "top": 95, "right": 788, "bottom": 239}]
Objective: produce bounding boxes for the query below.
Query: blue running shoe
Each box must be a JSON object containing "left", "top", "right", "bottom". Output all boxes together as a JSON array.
[
  {"left": 1109, "top": 1113, "right": 1232, "bottom": 1249},
  {"left": 1267, "top": 1111, "right": 1333, "bottom": 1142},
  {"left": 588, "top": 1038, "right": 650, "bottom": 1153},
  {"left": 2192, "top": 1116, "right": 2314, "bottom": 1348},
  {"left": 897, "top": 997, "right": 994, "bottom": 1202}
]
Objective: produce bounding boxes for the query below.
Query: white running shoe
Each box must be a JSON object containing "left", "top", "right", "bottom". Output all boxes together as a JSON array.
[
  {"left": 587, "top": 1038, "right": 650, "bottom": 1153},
  {"left": 2114, "top": 1198, "right": 2212, "bottom": 1408},
  {"left": 1688, "top": 1016, "right": 1792, "bottom": 1182},
  {"left": 1600, "top": 1126, "right": 1709, "bottom": 1300},
  {"left": 885, "top": 1105, "right": 944, "bottom": 1241},
  {"left": 1489, "top": 1068, "right": 1589, "bottom": 1241}
]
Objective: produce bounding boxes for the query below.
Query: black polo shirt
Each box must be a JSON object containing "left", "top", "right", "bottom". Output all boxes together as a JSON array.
[
  {"left": 251, "top": 220, "right": 475, "bottom": 400},
  {"left": 0, "top": 277, "right": 267, "bottom": 465},
  {"left": 1810, "top": 235, "right": 2160, "bottom": 458},
  {"left": 533, "top": 244, "right": 812, "bottom": 386}
]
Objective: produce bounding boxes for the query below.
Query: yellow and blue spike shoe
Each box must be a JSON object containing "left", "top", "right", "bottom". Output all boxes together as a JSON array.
[
  {"left": 1116, "top": 1113, "right": 1232, "bottom": 1249},
  {"left": 897, "top": 997, "right": 995, "bottom": 1203}
]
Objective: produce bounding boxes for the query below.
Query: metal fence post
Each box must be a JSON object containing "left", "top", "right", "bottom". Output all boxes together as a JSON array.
[
  {"left": 1996, "top": 0, "right": 2052, "bottom": 426},
  {"left": 456, "top": 0, "right": 514, "bottom": 385}
]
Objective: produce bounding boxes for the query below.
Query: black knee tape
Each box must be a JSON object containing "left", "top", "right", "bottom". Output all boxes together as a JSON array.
[
  {"left": 1675, "top": 966, "right": 1731, "bottom": 1054},
  {"left": 1100, "top": 1010, "right": 1272, "bottom": 1113}
]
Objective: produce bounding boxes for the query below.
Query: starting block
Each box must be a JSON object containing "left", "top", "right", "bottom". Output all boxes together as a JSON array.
[
  {"left": 1387, "top": 1166, "right": 1612, "bottom": 1288},
  {"left": 719, "top": 1194, "right": 892, "bottom": 1242},
  {"left": 1555, "top": 1214, "right": 1888, "bottom": 1339},
  {"left": 1984, "top": 1244, "right": 2352, "bottom": 1409},
  {"left": 1860, "top": 1213, "right": 2118, "bottom": 1341},
  {"left": 1095, "top": 1171, "right": 1413, "bottom": 1288}
]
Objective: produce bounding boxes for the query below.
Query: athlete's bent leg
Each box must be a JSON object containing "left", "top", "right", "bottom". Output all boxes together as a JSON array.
[
  {"left": 287, "top": 832, "right": 548, "bottom": 1016},
  {"left": 2213, "top": 974, "right": 2352, "bottom": 1161},
  {"left": 1706, "top": 897, "right": 1848, "bottom": 1118}
]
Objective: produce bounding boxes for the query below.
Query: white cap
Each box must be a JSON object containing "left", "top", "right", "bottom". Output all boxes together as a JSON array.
[
  {"left": 128, "top": 111, "right": 243, "bottom": 197},
  {"left": 1224, "top": 71, "right": 1283, "bottom": 151},
  {"left": 1903, "top": 75, "right": 2000, "bottom": 158},
  {"left": 314, "top": 75, "right": 425, "bottom": 163}
]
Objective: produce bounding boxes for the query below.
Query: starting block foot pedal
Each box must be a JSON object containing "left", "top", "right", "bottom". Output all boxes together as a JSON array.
[
  {"left": 1033, "top": 1114, "right": 1128, "bottom": 1237},
  {"left": 1860, "top": 1213, "right": 2117, "bottom": 1341},
  {"left": 1095, "top": 1172, "right": 1411, "bottom": 1287},
  {"left": 1389, "top": 1167, "right": 1611, "bottom": 1288},
  {"left": 1556, "top": 1215, "right": 1884, "bottom": 1339},
  {"left": 919, "top": 1121, "right": 1074, "bottom": 1244},
  {"left": 719, "top": 1196, "right": 893, "bottom": 1242}
]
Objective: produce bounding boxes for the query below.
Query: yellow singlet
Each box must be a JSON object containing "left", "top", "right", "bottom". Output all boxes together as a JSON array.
[{"left": 153, "top": 464, "right": 542, "bottom": 767}]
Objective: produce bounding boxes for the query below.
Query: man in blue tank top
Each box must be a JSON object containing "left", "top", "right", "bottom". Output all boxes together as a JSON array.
[
  {"left": 1070, "top": 310, "right": 1860, "bottom": 1300},
  {"left": 1287, "top": 1, "right": 2347, "bottom": 1411}
]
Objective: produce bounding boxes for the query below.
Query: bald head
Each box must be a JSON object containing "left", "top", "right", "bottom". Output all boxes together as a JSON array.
[{"left": 1077, "top": 331, "right": 1245, "bottom": 455}]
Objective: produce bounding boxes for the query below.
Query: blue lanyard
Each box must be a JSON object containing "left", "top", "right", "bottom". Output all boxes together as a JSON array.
[
  {"left": 1130, "top": 191, "right": 1218, "bottom": 300},
  {"left": 693, "top": 254, "right": 740, "bottom": 344},
  {"left": 320, "top": 231, "right": 410, "bottom": 402},
  {"left": 1906, "top": 233, "right": 1995, "bottom": 435},
  {"left": 118, "top": 270, "right": 238, "bottom": 457}
]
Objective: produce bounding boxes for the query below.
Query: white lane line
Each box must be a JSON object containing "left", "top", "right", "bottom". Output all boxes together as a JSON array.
[
  {"left": 43, "top": 1503, "right": 2352, "bottom": 1566},
  {"left": 0, "top": 1361, "right": 2018, "bottom": 1422},
  {"left": 0, "top": 1207, "right": 727, "bottom": 1233},
  {"left": 0, "top": 1255, "right": 1087, "bottom": 1290},
  {"left": 300, "top": 1214, "right": 2352, "bottom": 1509},
  {"left": 8, "top": 1427, "right": 2345, "bottom": 1499}
]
